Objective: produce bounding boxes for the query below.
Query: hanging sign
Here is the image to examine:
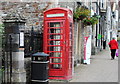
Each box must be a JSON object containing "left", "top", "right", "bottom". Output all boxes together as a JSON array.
[{"left": 98, "top": 34, "right": 102, "bottom": 39}]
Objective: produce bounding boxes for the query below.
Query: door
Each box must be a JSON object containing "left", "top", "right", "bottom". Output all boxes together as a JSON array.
[{"left": 44, "top": 20, "right": 66, "bottom": 76}]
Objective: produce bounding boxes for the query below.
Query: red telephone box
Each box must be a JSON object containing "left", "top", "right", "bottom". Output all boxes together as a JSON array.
[{"left": 43, "top": 7, "right": 73, "bottom": 80}]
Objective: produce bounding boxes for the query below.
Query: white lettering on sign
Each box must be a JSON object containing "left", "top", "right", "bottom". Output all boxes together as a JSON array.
[
  {"left": 47, "top": 13, "right": 64, "bottom": 17},
  {"left": 20, "top": 32, "right": 24, "bottom": 47}
]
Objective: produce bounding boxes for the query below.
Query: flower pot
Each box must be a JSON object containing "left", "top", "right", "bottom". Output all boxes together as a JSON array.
[{"left": 78, "top": 15, "right": 86, "bottom": 20}]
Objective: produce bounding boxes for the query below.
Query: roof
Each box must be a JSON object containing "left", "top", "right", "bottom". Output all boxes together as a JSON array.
[{"left": 44, "top": 7, "right": 71, "bottom": 14}]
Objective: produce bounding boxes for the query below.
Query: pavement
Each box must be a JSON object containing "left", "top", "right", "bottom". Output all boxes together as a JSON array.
[
  {"left": 70, "top": 49, "right": 118, "bottom": 82},
  {"left": 49, "top": 48, "right": 118, "bottom": 83}
]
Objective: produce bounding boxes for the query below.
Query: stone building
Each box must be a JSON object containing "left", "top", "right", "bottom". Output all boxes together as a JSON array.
[
  {"left": 118, "top": 1, "right": 120, "bottom": 42},
  {"left": 105, "top": 0, "right": 118, "bottom": 43},
  {"left": 0, "top": 0, "right": 119, "bottom": 83}
]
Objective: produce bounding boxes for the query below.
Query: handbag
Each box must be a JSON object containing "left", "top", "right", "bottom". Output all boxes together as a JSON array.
[
  {"left": 109, "top": 44, "right": 111, "bottom": 48},
  {"left": 116, "top": 49, "right": 118, "bottom": 57}
]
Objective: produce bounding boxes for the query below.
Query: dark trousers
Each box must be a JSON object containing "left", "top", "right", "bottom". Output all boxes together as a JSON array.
[
  {"left": 110, "top": 49, "right": 116, "bottom": 59},
  {"left": 103, "top": 41, "right": 106, "bottom": 49}
]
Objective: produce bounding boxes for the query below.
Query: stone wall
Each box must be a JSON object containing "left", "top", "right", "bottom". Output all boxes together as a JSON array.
[
  {"left": 24, "top": 57, "right": 31, "bottom": 82},
  {"left": 1, "top": 2, "right": 54, "bottom": 33},
  {"left": 1, "top": 2, "right": 54, "bottom": 82},
  {"left": 0, "top": 9, "right": 3, "bottom": 84}
]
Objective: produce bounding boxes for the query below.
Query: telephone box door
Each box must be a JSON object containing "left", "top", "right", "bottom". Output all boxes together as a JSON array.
[{"left": 44, "top": 20, "right": 66, "bottom": 78}]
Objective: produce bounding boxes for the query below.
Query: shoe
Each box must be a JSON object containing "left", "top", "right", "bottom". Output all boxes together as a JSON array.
[{"left": 111, "top": 58, "right": 114, "bottom": 60}]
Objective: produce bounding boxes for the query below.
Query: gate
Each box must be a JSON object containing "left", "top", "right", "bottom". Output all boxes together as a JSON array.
[
  {"left": 0, "top": 24, "right": 5, "bottom": 83},
  {"left": 0, "top": 23, "right": 13, "bottom": 83},
  {"left": 2, "top": 34, "right": 13, "bottom": 83},
  {"left": 24, "top": 27, "right": 43, "bottom": 57},
  {"left": 1, "top": 23, "right": 43, "bottom": 83}
]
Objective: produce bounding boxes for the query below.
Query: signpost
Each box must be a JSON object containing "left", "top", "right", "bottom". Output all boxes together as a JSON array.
[{"left": 84, "top": 36, "right": 91, "bottom": 64}]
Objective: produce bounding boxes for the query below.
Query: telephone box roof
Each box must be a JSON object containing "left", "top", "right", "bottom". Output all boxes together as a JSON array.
[{"left": 44, "top": 7, "right": 72, "bottom": 13}]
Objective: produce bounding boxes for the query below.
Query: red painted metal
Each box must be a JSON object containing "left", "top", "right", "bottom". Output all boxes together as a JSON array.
[{"left": 43, "top": 7, "right": 73, "bottom": 80}]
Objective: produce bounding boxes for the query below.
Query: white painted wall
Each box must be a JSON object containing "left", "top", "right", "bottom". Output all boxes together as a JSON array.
[{"left": 106, "top": 6, "right": 112, "bottom": 42}]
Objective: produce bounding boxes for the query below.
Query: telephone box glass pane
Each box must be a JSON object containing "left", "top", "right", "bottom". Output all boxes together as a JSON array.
[
  {"left": 49, "top": 29, "right": 61, "bottom": 33},
  {"left": 54, "top": 46, "right": 61, "bottom": 51},
  {"left": 49, "top": 35, "right": 61, "bottom": 39},
  {"left": 69, "top": 22, "right": 73, "bottom": 69},
  {"left": 49, "top": 41, "right": 60, "bottom": 45},
  {"left": 52, "top": 58, "right": 61, "bottom": 63},
  {"left": 50, "top": 52, "right": 61, "bottom": 57},
  {"left": 49, "top": 22, "right": 61, "bottom": 27},
  {"left": 51, "top": 64, "right": 62, "bottom": 69},
  {"left": 49, "top": 46, "right": 61, "bottom": 51}
]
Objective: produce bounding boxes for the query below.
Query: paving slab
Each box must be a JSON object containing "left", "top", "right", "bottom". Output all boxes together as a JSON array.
[{"left": 70, "top": 49, "right": 118, "bottom": 82}]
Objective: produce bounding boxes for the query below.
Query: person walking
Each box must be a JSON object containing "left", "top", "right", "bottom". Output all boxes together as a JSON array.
[
  {"left": 108, "top": 37, "right": 118, "bottom": 60},
  {"left": 103, "top": 40, "right": 106, "bottom": 49}
]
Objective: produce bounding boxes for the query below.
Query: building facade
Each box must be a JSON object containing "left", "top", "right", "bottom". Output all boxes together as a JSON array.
[{"left": 0, "top": 0, "right": 119, "bottom": 82}]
